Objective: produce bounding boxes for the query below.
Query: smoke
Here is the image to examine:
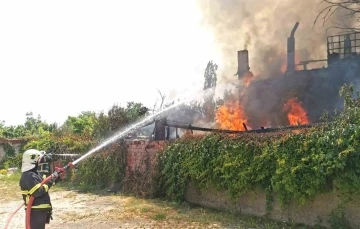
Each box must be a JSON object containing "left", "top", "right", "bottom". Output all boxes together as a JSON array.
[
  {"left": 192, "top": 0, "right": 359, "bottom": 128},
  {"left": 244, "top": 33, "right": 251, "bottom": 50},
  {"left": 196, "top": 0, "right": 345, "bottom": 81}
]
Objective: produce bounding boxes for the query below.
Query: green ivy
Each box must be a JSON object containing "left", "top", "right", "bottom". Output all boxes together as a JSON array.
[
  {"left": 158, "top": 84, "right": 360, "bottom": 212},
  {"left": 3, "top": 143, "right": 15, "bottom": 157},
  {"left": 71, "top": 141, "right": 127, "bottom": 191}
]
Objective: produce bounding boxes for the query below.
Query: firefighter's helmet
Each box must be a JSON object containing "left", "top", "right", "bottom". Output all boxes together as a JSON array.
[{"left": 21, "top": 149, "right": 45, "bottom": 172}]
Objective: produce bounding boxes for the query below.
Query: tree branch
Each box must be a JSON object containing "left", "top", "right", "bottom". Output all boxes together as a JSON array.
[{"left": 314, "top": 0, "right": 360, "bottom": 31}]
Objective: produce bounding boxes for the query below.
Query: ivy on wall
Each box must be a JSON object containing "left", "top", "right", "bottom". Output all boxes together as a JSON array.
[{"left": 157, "top": 84, "right": 360, "bottom": 210}]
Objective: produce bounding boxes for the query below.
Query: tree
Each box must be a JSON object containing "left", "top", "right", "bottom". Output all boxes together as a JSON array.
[
  {"left": 107, "top": 102, "right": 148, "bottom": 131},
  {"left": 64, "top": 111, "right": 97, "bottom": 135},
  {"left": 125, "top": 102, "right": 149, "bottom": 122},
  {"left": 0, "top": 121, "right": 4, "bottom": 137},
  {"left": 314, "top": 0, "right": 360, "bottom": 32},
  {"left": 152, "top": 89, "right": 166, "bottom": 113},
  {"left": 22, "top": 112, "right": 57, "bottom": 136},
  {"left": 203, "top": 61, "right": 218, "bottom": 122},
  {"left": 92, "top": 111, "right": 111, "bottom": 139},
  {"left": 203, "top": 61, "right": 218, "bottom": 90},
  {"left": 107, "top": 105, "right": 128, "bottom": 131}
]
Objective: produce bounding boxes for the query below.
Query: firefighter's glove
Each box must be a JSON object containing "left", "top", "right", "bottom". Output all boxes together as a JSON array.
[
  {"left": 46, "top": 173, "right": 57, "bottom": 187},
  {"left": 49, "top": 172, "right": 59, "bottom": 184},
  {"left": 55, "top": 167, "right": 66, "bottom": 180}
]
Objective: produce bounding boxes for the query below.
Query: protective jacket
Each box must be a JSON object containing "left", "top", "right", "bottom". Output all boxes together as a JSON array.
[{"left": 19, "top": 169, "right": 52, "bottom": 210}]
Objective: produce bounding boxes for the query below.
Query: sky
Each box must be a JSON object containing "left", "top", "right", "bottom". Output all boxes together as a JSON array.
[{"left": 0, "top": 1, "right": 220, "bottom": 126}]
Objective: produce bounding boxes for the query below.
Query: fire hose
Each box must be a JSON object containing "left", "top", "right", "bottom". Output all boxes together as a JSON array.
[
  {"left": 4, "top": 162, "right": 74, "bottom": 229},
  {"left": 26, "top": 162, "right": 73, "bottom": 229}
]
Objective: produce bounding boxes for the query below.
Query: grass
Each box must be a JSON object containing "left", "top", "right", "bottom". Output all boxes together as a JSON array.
[
  {"left": 103, "top": 195, "right": 320, "bottom": 229},
  {"left": 0, "top": 172, "right": 22, "bottom": 201}
]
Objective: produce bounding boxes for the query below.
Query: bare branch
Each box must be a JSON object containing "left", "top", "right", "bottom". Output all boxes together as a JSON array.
[
  {"left": 156, "top": 89, "right": 166, "bottom": 111},
  {"left": 152, "top": 99, "right": 158, "bottom": 115},
  {"left": 314, "top": 0, "right": 360, "bottom": 32}
]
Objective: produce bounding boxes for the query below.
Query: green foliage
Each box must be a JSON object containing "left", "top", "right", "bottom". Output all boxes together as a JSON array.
[
  {"left": 126, "top": 102, "right": 149, "bottom": 122},
  {"left": 158, "top": 83, "right": 360, "bottom": 211},
  {"left": 0, "top": 112, "right": 57, "bottom": 138},
  {"left": 158, "top": 133, "right": 279, "bottom": 202},
  {"left": 64, "top": 111, "right": 97, "bottom": 135},
  {"left": 0, "top": 153, "right": 23, "bottom": 169},
  {"left": 3, "top": 143, "right": 15, "bottom": 157},
  {"left": 0, "top": 121, "right": 4, "bottom": 137},
  {"left": 327, "top": 205, "right": 351, "bottom": 229},
  {"left": 107, "top": 102, "right": 148, "bottom": 131},
  {"left": 71, "top": 142, "right": 126, "bottom": 191}
]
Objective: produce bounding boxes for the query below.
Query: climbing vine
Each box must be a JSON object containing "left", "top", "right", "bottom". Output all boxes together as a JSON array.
[
  {"left": 71, "top": 140, "right": 127, "bottom": 191},
  {"left": 158, "top": 84, "right": 360, "bottom": 211},
  {"left": 3, "top": 143, "right": 15, "bottom": 156}
]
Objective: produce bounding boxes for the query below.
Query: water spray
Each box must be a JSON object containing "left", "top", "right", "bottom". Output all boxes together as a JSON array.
[
  {"left": 5, "top": 83, "right": 217, "bottom": 229},
  {"left": 72, "top": 98, "right": 188, "bottom": 166},
  {"left": 4, "top": 96, "right": 190, "bottom": 229}
]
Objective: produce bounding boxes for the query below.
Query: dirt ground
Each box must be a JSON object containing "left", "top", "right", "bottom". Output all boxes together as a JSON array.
[
  {"left": 0, "top": 174, "right": 311, "bottom": 229},
  {"left": 2, "top": 190, "right": 174, "bottom": 229},
  {"left": 1, "top": 189, "right": 230, "bottom": 229}
]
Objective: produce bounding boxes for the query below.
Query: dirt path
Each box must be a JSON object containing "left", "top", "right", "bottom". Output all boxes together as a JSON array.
[
  {"left": 0, "top": 179, "right": 311, "bottom": 229},
  {"left": 0, "top": 190, "right": 160, "bottom": 229}
]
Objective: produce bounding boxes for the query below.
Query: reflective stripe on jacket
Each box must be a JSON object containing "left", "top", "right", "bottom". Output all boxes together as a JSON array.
[{"left": 20, "top": 169, "right": 52, "bottom": 210}]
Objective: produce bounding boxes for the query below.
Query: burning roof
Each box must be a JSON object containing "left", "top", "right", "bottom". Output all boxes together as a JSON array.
[{"left": 213, "top": 22, "right": 360, "bottom": 131}]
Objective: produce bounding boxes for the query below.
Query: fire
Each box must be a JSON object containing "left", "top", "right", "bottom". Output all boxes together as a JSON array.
[
  {"left": 283, "top": 97, "right": 310, "bottom": 125},
  {"left": 280, "top": 61, "right": 287, "bottom": 74},
  {"left": 242, "top": 72, "right": 254, "bottom": 87},
  {"left": 216, "top": 100, "right": 250, "bottom": 131}
]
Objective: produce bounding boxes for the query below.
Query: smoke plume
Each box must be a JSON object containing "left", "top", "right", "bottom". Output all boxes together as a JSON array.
[
  {"left": 197, "top": 0, "right": 345, "bottom": 80},
  {"left": 193, "top": 0, "right": 359, "bottom": 129}
]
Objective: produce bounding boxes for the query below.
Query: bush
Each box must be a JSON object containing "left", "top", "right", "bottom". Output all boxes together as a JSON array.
[
  {"left": 70, "top": 141, "right": 126, "bottom": 191},
  {"left": 0, "top": 153, "right": 23, "bottom": 170},
  {"left": 0, "top": 169, "right": 7, "bottom": 175}
]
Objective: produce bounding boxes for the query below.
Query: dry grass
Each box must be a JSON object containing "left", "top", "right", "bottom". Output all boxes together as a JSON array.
[
  {"left": 0, "top": 172, "right": 22, "bottom": 202},
  {"left": 100, "top": 195, "right": 315, "bottom": 228},
  {"left": 1, "top": 174, "right": 319, "bottom": 229}
]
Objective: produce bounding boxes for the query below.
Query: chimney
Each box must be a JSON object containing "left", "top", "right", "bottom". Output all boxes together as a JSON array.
[
  {"left": 236, "top": 50, "right": 250, "bottom": 79},
  {"left": 286, "top": 22, "right": 299, "bottom": 74}
]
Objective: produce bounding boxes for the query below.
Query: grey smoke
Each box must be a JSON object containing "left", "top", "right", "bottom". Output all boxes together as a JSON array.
[{"left": 191, "top": 0, "right": 360, "bottom": 128}]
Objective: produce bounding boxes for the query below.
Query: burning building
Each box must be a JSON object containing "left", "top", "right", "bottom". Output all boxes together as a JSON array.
[
  {"left": 146, "top": 19, "right": 360, "bottom": 138},
  {"left": 216, "top": 22, "right": 360, "bottom": 130}
]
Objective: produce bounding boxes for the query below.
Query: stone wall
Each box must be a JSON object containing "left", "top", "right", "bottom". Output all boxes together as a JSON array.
[
  {"left": 185, "top": 183, "right": 360, "bottom": 228},
  {"left": 0, "top": 145, "right": 5, "bottom": 160},
  {"left": 0, "top": 139, "right": 26, "bottom": 161}
]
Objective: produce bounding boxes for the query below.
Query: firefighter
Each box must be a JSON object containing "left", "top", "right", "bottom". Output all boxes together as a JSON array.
[{"left": 19, "top": 149, "right": 64, "bottom": 229}]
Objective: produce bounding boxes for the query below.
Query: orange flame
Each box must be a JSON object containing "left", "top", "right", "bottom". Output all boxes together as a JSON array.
[
  {"left": 283, "top": 98, "right": 310, "bottom": 125},
  {"left": 216, "top": 100, "right": 250, "bottom": 131},
  {"left": 242, "top": 72, "right": 254, "bottom": 87}
]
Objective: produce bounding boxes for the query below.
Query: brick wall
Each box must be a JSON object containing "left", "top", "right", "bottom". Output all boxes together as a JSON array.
[
  {"left": 125, "top": 140, "right": 165, "bottom": 177},
  {"left": 122, "top": 139, "right": 166, "bottom": 197}
]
